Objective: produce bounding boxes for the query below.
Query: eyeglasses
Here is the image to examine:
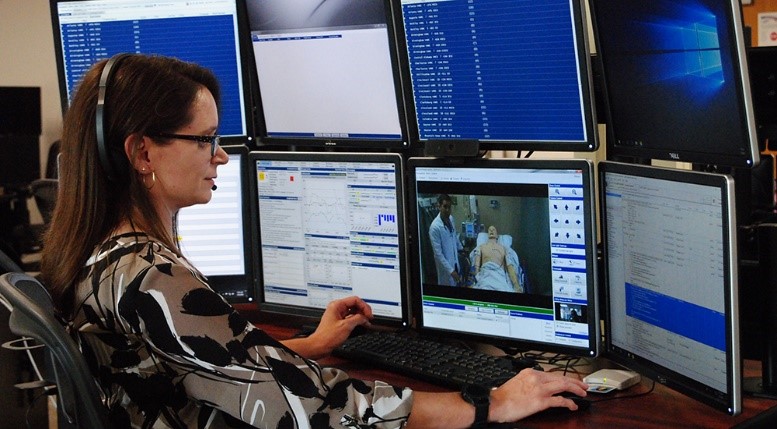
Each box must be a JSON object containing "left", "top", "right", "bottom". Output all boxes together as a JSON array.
[{"left": 154, "top": 133, "right": 220, "bottom": 157}]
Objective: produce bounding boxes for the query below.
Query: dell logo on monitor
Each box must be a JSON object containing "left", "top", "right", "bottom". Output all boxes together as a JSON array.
[{"left": 669, "top": 153, "right": 680, "bottom": 160}]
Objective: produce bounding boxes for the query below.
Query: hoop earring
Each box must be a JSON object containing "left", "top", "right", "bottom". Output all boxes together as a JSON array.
[{"left": 142, "top": 171, "right": 156, "bottom": 190}]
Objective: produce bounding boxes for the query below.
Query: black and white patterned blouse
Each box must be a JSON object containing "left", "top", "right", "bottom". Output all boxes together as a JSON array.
[{"left": 70, "top": 233, "right": 413, "bottom": 428}]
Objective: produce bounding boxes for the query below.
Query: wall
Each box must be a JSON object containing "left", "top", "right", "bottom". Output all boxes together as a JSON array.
[{"left": 743, "top": 0, "right": 777, "bottom": 46}]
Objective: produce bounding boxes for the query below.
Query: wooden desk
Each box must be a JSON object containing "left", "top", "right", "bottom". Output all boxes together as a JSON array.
[{"left": 255, "top": 319, "right": 777, "bottom": 429}]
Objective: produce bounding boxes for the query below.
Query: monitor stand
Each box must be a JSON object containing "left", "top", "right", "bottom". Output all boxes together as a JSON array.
[{"left": 743, "top": 223, "right": 777, "bottom": 399}]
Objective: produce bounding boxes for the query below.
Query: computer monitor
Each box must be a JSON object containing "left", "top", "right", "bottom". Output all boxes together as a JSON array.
[
  {"left": 177, "top": 145, "right": 256, "bottom": 303},
  {"left": 250, "top": 151, "right": 408, "bottom": 327},
  {"left": 406, "top": 157, "right": 600, "bottom": 357},
  {"left": 591, "top": 0, "right": 759, "bottom": 168},
  {"left": 0, "top": 87, "right": 41, "bottom": 187},
  {"left": 599, "top": 161, "right": 741, "bottom": 415},
  {"left": 0, "top": 87, "right": 41, "bottom": 136},
  {"left": 392, "top": 0, "right": 599, "bottom": 154},
  {"left": 49, "top": 0, "right": 253, "bottom": 143},
  {"left": 242, "top": 0, "right": 409, "bottom": 149}
]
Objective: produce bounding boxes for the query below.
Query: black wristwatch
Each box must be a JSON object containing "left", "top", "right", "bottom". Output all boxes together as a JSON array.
[{"left": 461, "top": 383, "right": 490, "bottom": 428}]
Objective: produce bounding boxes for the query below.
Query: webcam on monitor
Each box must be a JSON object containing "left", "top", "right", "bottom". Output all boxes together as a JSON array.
[{"left": 423, "top": 140, "right": 480, "bottom": 158}]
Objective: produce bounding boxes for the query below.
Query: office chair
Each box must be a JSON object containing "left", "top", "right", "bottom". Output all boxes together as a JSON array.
[
  {"left": 29, "top": 179, "right": 58, "bottom": 226},
  {"left": 0, "top": 245, "right": 23, "bottom": 274},
  {"left": 45, "top": 140, "right": 61, "bottom": 179},
  {"left": 8, "top": 178, "right": 58, "bottom": 271},
  {"left": 0, "top": 272, "right": 110, "bottom": 428}
]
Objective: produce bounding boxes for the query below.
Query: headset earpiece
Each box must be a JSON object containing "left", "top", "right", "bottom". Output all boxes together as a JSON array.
[{"left": 96, "top": 53, "right": 131, "bottom": 182}]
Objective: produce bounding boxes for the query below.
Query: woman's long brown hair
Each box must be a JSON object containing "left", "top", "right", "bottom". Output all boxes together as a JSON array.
[{"left": 40, "top": 54, "right": 220, "bottom": 318}]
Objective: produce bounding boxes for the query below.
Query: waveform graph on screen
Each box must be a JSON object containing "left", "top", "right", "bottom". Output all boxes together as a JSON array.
[{"left": 302, "top": 177, "right": 349, "bottom": 236}]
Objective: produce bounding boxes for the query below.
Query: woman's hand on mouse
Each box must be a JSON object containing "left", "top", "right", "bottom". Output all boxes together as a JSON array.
[{"left": 489, "top": 368, "right": 589, "bottom": 422}]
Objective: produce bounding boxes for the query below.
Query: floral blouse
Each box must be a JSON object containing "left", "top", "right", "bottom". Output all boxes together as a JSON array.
[{"left": 70, "top": 233, "right": 413, "bottom": 428}]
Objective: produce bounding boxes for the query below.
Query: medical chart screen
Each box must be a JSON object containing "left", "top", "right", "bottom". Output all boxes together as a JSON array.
[
  {"left": 408, "top": 158, "right": 599, "bottom": 357},
  {"left": 601, "top": 162, "right": 740, "bottom": 414},
  {"left": 254, "top": 153, "right": 406, "bottom": 321}
]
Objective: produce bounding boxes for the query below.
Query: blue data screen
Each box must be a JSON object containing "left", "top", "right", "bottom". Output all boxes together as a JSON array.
[
  {"left": 400, "top": 0, "right": 587, "bottom": 142},
  {"left": 57, "top": 10, "right": 246, "bottom": 137}
]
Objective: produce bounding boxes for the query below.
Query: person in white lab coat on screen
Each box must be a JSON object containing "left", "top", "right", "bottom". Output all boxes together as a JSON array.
[{"left": 429, "top": 194, "right": 464, "bottom": 286}]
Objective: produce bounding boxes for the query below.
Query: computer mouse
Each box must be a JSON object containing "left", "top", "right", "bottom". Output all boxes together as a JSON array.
[
  {"left": 554, "top": 392, "right": 592, "bottom": 411},
  {"left": 533, "top": 392, "right": 591, "bottom": 416}
]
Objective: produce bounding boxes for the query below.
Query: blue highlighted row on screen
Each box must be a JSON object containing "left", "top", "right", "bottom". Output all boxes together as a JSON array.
[{"left": 625, "top": 282, "right": 726, "bottom": 352}]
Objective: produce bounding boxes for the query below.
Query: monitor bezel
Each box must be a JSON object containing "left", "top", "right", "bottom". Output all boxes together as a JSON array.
[
  {"left": 591, "top": 0, "right": 760, "bottom": 168},
  {"left": 406, "top": 156, "right": 600, "bottom": 358},
  {"left": 598, "top": 160, "right": 742, "bottom": 415},
  {"left": 240, "top": 0, "right": 411, "bottom": 150},
  {"left": 49, "top": 0, "right": 255, "bottom": 147},
  {"left": 248, "top": 150, "right": 410, "bottom": 329},
  {"left": 391, "top": 0, "right": 600, "bottom": 153},
  {"left": 178, "top": 144, "right": 258, "bottom": 304}
]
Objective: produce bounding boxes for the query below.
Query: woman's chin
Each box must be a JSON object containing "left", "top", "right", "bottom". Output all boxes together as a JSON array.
[{"left": 192, "top": 192, "right": 213, "bottom": 206}]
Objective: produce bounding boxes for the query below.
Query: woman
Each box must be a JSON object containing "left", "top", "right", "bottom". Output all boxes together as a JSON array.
[{"left": 40, "top": 53, "right": 587, "bottom": 428}]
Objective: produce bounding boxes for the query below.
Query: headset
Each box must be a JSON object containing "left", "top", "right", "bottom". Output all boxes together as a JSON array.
[{"left": 95, "top": 53, "right": 132, "bottom": 182}]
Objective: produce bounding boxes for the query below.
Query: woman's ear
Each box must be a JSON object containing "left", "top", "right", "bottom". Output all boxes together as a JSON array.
[{"left": 125, "top": 133, "right": 152, "bottom": 173}]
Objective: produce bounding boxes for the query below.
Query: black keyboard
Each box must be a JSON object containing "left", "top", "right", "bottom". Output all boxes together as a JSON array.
[{"left": 333, "top": 331, "right": 535, "bottom": 389}]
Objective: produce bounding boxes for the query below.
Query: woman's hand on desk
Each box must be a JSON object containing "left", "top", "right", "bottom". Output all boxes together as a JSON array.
[{"left": 281, "top": 296, "right": 373, "bottom": 360}]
